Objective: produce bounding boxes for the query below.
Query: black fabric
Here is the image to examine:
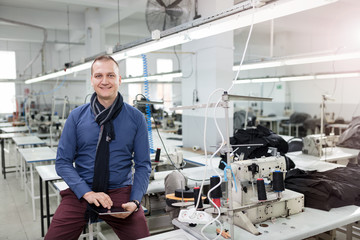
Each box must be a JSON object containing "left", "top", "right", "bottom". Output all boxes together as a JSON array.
[
  {"left": 219, "top": 125, "right": 294, "bottom": 170},
  {"left": 86, "top": 92, "right": 123, "bottom": 221},
  {"left": 285, "top": 164, "right": 360, "bottom": 211},
  {"left": 230, "top": 125, "right": 288, "bottom": 158},
  {"left": 90, "top": 92, "right": 123, "bottom": 192},
  {"left": 337, "top": 116, "right": 360, "bottom": 149}
]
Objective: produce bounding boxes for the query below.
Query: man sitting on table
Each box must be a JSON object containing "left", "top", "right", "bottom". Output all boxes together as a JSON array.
[{"left": 45, "top": 55, "right": 151, "bottom": 240}]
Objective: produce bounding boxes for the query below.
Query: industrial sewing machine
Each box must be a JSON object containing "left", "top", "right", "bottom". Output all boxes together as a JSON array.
[
  {"left": 302, "top": 134, "right": 339, "bottom": 157},
  {"left": 226, "top": 155, "right": 304, "bottom": 235}
]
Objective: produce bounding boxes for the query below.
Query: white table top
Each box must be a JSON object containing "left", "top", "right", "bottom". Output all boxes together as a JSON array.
[
  {"left": 35, "top": 164, "right": 61, "bottom": 181},
  {"left": 173, "top": 205, "right": 360, "bottom": 240},
  {"left": 18, "top": 147, "right": 57, "bottom": 163},
  {"left": 184, "top": 155, "right": 221, "bottom": 167},
  {"left": 12, "top": 135, "right": 46, "bottom": 146},
  {"left": 328, "top": 123, "right": 349, "bottom": 129},
  {"left": 287, "top": 147, "right": 359, "bottom": 163},
  {"left": 147, "top": 165, "right": 222, "bottom": 194},
  {"left": 0, "top": 132, "right": 26, "bottom": 139},
  {"left": 0, "top": 122, "right": 13, "bottom": 127},
  {"left": 0, "top": 126, "right": 30, "bottom": 133},
  {"left": 53, "top": 181, "right": 69, "bottom": 191},
  {"left": 257, "top": 116, "right": 289, "bottom": 122},
  {"left": 141, "top": 229, "right": 197, "bottom": 240},
  {"left": 286, "top": 147, "right": 360, "bottom": 171}
]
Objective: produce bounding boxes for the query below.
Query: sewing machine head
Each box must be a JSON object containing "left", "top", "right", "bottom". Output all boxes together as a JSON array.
[
  {"left": 302, "top": 134, "right": 339, "bottom": 157},
  {"left": 231, "top": 155, "right": 286, "bottom": 206}
]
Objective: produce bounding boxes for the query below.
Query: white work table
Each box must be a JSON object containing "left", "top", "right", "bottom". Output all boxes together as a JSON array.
[
  {"left": 13, "top": 135, "right": 46, "bottom": 146},
  {"left": 172, "top": 205, "right": 360, "bottom": 240},
  {"left": 0, "top": 126, "right": 30, "bottom": 133},
  {"left": 257, "top": 116, "right": 289, "bottom": 134},
  {"left": 147, "top": 165, "right": 222, "bottom": 194},
  {"left": 0, "top": 132, "right": 26, "bottom": 179},
  {"left": 36, "top": 165, "right": 62, "bottom": 237},
  {"left": 287, "top": 147, "right": 359, "bottom": 167},
  {"left": 19, "top": 147, "right": 57, "bottom": 221}
]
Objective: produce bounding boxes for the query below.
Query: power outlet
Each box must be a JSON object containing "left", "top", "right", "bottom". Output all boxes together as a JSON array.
[{"left": 178, "top": 208, "right": 213, "bottom": 224}]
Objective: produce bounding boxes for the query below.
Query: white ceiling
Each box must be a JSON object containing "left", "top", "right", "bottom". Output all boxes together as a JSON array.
[{"left": 0, "top": 0, "right": 359, "bottom": 72}]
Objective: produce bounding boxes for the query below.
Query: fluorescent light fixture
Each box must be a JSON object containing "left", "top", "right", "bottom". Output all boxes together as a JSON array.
[
  {"left": 233, "top": 61, "right": 282, "bottom": 71},
  {"left": 233, "top": 79, "right": 252, "bottom": 84},
  {"left": 280, "top": 75, "right": 315, "bottom": 81},
  {"left": 188, "top": 0, "right": 337, "bottom": 40},
  {"left": 236, "top": 51, "right": 360, "bottom": 71},
  {"left": 315, "top": 72, "right": 360, "bottom": 79},
  {"left": 25, "top": 62, "right": 92, "bottom": 84},
  {"left": 122, "top": 72, "right": 182, "bottom": 83},
  {"left": 24, "top": 0, "right": 337, "bottom": 84},
  {"left": 252, "top": 77, "right": 279, "bottom": 83},
  {"left": 235, "top": 72, "right": 360, "bottom": 83},
  {"left": 284, "top": 52, "right": 360, "bottom": 65}
]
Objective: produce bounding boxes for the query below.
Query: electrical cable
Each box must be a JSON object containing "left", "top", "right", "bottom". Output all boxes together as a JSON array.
[
  {"left": 152, "top": 118, "right": 211, "bottom": 182},
  {"left": 84, "top": 93, "right": 92, "bottom": 104},
  {"left": 196, "top": 1, "right": 256, "bottom": 238},
  {"left": 180, "top": 53, "right": 194, "bottom": 79},
  {"left": 142, "top": 54, "right": 155, "bottom": 153},
  {"left": 173, "top": 46, "right": 181, "bottom": 72}
]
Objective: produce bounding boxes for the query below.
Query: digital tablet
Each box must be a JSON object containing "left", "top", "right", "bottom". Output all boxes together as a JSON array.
[{"left": 90, "top": 205, "right": 130, "bottom": 215}]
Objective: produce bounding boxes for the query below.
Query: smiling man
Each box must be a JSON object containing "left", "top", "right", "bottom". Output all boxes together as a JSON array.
[{"left": 45, "top": 55, "right": 151, "bottom": 240}]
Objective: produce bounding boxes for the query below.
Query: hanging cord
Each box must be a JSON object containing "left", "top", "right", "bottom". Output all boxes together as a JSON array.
[
  {"left": 67, "top": 5, "right": 71, "bottom": 62},
  {"left": 117, "top": 0, "right": 121, "bottom": 45},
  {"left": 198, "top": 1, "right": 257, "bottom": 238}
]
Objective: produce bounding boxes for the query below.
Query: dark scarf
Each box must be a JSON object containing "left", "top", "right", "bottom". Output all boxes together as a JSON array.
[
  {"left": 86, "top": 92, "right": 123, "bottom": 222},
  {"left": 90, "top": 92, "right": 123, "bottom": 192}
]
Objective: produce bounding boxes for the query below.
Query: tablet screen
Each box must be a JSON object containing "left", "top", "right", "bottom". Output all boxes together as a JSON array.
[{"left": 90, "top": 205, "right": 130, "bottom": 215}]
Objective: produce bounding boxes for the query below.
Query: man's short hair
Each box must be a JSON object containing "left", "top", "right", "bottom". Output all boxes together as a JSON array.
[{"left": 91, "top": 55, "right": 119, "bottom": 75}]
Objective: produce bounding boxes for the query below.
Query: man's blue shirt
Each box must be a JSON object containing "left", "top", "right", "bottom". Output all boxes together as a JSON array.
[{"left": 55, "top": 102, "right": 151, "bottom": 202}]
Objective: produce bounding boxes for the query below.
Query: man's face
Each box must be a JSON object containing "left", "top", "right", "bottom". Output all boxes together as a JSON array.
[{"left": 91, "top": 59, "right": 121, "bottom": 104}]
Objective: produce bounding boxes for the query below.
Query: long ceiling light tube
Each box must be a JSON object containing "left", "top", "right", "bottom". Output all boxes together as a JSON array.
[
  {"left": 122, "top": 72, "right": 182, "bottom": 83},
  {"left": 233, "top": 72, "right": 360, "bottom": 84},
  {"left": 233, "top": 51, "right": 360, "bottom": 71},
  {"left": 24, "top": 0, "right": 336, "bottom": 84}
]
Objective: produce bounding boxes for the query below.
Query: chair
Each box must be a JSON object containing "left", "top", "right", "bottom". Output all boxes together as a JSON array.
[
  {"left": 80, "top": 219, "right": 107, "bottom": 240},
  {"left": 53, "top": 181, "right": 107, "bottom": 240},
  {"left": 287, "top": 137, "right": 304, "bottom": 152}
]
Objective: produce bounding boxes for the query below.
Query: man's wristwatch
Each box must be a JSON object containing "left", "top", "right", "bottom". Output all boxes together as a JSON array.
[{"left": 131, "top": 200, "right": 140, "bottom": 212}]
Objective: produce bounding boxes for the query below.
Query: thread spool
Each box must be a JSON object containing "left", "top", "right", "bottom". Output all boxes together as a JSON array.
[
  {"left": 193, "top": 186, "right": 203, "bottom": 209},
  {"left": 192, "top": 145, "right": 201, "bottom": 151},
  {"left": 273, "top": 171, "right": 285, "bottom": 192},
  {"left": 257, "top": 178, "right": 267, "bottom": 201},
  {"left": 155, "top": 148, "right": 161, "bottom": 162},
  {"left": 210, "top": 176, "right": 222, "bottom": 207}
]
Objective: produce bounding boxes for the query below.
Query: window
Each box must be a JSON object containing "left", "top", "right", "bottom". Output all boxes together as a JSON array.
[
  {"left": 126, "top": 57, "right": 143, "bottom": 77},
  {"left": 126, "top": 58, "right": 143, "bottom": 103},
  {"left": 0, "top": 82, "right": 16, "bottom": 113},
  {"left": 0, "top": 51, "right": 16, "bottom": 79}
]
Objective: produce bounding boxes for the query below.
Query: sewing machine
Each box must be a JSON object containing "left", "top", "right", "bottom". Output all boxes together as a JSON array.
[
  {"left": 227, "top": 155, "right": 304, "bottom": 235},
  {"left": 302, "top": 134, "right": 339, "bottom": 157}
]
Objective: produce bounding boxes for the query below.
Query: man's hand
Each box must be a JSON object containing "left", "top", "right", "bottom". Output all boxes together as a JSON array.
[
  {"left": 110, "top": 201, "right": 138, "bottom": 219},
  {"left": 83, "top": 191, "right": 113, "bottom": 209}
]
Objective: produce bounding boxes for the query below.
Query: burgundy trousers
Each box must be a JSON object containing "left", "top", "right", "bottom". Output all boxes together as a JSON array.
[{"left": 45, "top": 186, "right": 149, "bottom": 240}]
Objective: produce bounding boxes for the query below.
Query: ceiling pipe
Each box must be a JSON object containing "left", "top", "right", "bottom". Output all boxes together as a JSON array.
[{"left": 0, "top": 17, "right": 48, "bottom": 77}]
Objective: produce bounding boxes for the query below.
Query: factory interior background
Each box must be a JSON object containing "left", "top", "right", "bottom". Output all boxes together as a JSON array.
[{"left": 1, "top": 0, "right": 360, "bottom": 239}]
